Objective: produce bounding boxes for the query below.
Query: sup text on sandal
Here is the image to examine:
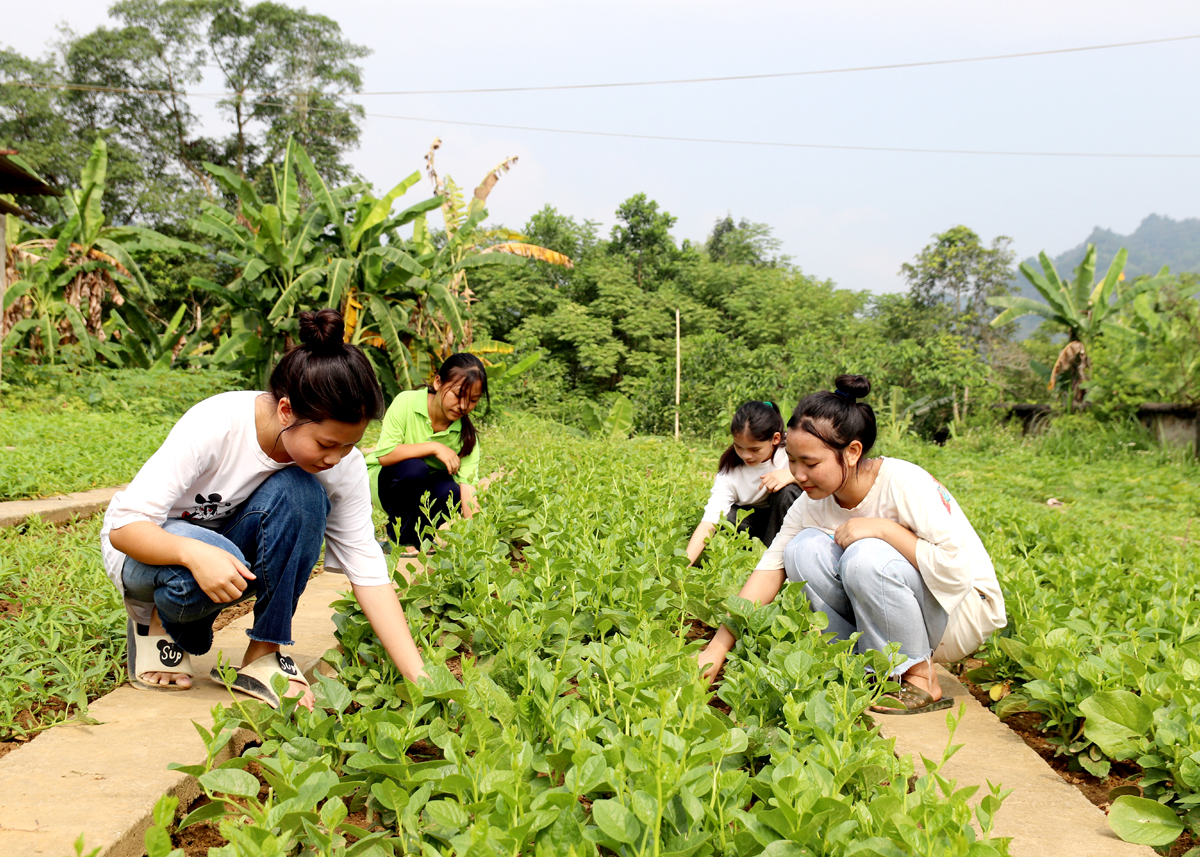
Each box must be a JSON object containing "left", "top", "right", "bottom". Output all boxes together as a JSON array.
[
  {"left": 126, "top": 617, "right": 193, "bottom": 691},
  {"left": 870, "top": 679, "right": 953, "bottom": 715},
  {"left": 210, "top": 651, "right": 309, "bottom": 709}
]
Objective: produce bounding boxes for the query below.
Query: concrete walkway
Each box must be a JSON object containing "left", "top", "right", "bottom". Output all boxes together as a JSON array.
[
  {"left": 0, "top": 485, "right": 125, "bottom": 528},
  {"left": 876, "top": 667, "right": 1153, "bottom": 856},
  {"left": 0, "top": 570, "right": 350, "bottom": 857}
]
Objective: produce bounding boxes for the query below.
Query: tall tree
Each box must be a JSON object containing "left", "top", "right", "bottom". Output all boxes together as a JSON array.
[
  {"left": 65, "top": 0, "right": 213, "bottom": 209},
  {"left": 3, "top": 1, "right": 369, "bottom": 224},
  {"left": 706, "top": 214, "right": 787, "bottom": 267},
  {"left": 207, "top": 0, "right": 368, "bottom": 184},
  {"left": 899, "top": 225, "right": 1015, "bottom": 338},
  {"left": 609, "top": 193, "right": 678, "bottom": 290}
]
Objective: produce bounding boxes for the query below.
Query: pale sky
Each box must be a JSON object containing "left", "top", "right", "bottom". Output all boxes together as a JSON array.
[{"left": 7, "top": 1, "right": 1200, "bottom": 293}]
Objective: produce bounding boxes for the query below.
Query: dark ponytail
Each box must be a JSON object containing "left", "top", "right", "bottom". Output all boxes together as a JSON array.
[
  {"left": 430, "top": 353, "right": 489, "bottom": 458},
  {"left": 717, "top": 400, "right": 785, "bottom": 473},
  {"left": 268, "top": 309, "right": 384, "bottom": 425},
  {"left": 787, "top": 374, "right": 876, "bottom": 479}
]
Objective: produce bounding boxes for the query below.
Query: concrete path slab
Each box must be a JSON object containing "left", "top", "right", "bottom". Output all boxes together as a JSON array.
[
  {"left": 876, "top": 667, "right": 1154, "bottom": 857},
  {"left": 0, "top": 485, "right": 126, "bottom": 528},
  {"left": 0, "top": 571, "right": 351, "bottom": 857}
]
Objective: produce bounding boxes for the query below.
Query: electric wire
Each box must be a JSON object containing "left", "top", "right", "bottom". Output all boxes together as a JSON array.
[
  {"left": 4, "top": 33, "right": 1200, "bottom": 158},
  {"left": 3, "top": 32, "right": 1198, "bottom": 97}
]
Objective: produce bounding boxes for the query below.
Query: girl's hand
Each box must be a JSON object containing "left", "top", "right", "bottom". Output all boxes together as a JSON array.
[
  {"left": 432, "top": 443, "right": 461, "bottom": 475},
  {"left": 184, "top": 541, "right": 256, "bottom": 603},
  {"left": 833, "top": 517, "right": 885, "bottom": 549},
  {"left": 697, "top": 647, "right": 726, "bottom": 685},
  {"left": 760, "top": 467, "right": 797, "bottom": 493}
]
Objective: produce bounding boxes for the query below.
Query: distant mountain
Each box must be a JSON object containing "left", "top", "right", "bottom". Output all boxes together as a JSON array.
[{"left": 1010, "top": 214, "right": 1200, "bottom": 337}]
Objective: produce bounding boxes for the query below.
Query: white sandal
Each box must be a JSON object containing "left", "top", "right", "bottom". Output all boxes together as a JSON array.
[
  {"left": 210, "top": 652, "right": 309, "bottom": 709},
  {"left": 126, "top": 617, "right": 193, "bottom": 691}
]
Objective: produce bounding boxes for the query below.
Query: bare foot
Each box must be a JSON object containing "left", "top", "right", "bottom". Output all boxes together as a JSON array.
[
  {"left": 899, "top": 659, "right": 942, "bottom": 702},
  {"left": 138, "top": 609, "right": 192, "bottom": 689},
  {"left": 242, "top": 641, "right": 314, "bottom": 711}
]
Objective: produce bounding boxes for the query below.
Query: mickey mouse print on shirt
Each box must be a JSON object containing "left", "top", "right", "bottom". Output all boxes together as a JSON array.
[{"left": 181, "top": 492, "right": 233, "bottom": 522}]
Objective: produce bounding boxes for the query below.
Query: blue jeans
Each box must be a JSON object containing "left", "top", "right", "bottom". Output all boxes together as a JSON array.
[
  {"left": 783, "top": 528, "right": 948, "bottom": 676},
  {"left": 122, "top": 467, "right": 329, "bottom": 655},
  {"left": 377, "top": 458, "right": 461, "bottom": 546}
]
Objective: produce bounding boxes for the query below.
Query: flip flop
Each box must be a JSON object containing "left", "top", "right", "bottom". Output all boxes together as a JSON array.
[
  {"left": 870, "top": 679, "right": 953, "bottom": 715},
  {"left": 126, "top": 617, "right": 193, "bottom": 691},
  {"left": 210, "top": 651, "right": 309, "bottom": 709}
]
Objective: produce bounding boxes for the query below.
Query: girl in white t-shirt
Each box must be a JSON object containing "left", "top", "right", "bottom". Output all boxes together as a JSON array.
[
  {"left": 102, "top": 310, "right": 427, "bottom": 709},
  {"left": 697, "top": 375, "right": 1006, "bottom": 715},
  {"left": 685, "top": 401, "right": 800, "bottom": 565}
]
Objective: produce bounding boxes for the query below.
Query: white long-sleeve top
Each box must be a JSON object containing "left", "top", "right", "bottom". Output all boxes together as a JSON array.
[
  {"left": 759, "top": 456, "right": 1006, "bottom": 662},
  {"left": 701, "top": 447, "right": 791, "bottom": 524},
  {"left": 100, "top": 390, "right": 390, "bottom": 593}
]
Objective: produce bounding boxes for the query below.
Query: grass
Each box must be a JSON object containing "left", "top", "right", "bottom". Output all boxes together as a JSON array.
[{"left": 0, "top": 515, "right": 125, "bottom": 741}]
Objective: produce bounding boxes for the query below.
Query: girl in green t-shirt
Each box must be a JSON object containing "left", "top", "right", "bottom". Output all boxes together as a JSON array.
[{"left": 366, "top": 354, "right": 487, "bottom": 553}]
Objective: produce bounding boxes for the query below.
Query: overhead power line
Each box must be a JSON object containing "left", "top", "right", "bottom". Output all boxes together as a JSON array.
[
  {"left": 347, "top": 33, "right": 1200, "bottom": 95},
  {"left": 345, "top": 110, "right": 1200, "bottom": 159},
  {"left": 4, "top": 34, "right": 1199, "bottom": 158},
  {"left": 3, "top": 32, "right": 1198, "bottom": 101}
]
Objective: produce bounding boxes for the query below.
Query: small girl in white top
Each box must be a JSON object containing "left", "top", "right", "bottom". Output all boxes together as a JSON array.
[
  {"left": 103, "top": 310, "right": 428, "bottom": 709},
  {"left": 685, "top": 401, "right": 800, "bottom": 565},
  {"left": 697, "top": 375, "right": 1006, "bottom": 715}
]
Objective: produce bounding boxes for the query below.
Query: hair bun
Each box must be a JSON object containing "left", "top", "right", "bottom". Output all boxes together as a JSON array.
[
  {"left": 298, "top": 309, "right": 345, "bottom": 356},
  {"left": 834, "top": 374, "right": 871, "bottom": 400}
]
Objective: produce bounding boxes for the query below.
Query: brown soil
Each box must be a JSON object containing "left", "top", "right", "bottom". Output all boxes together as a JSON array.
[
  {"left": 172, "top": 795, "right": 227, "bottom": 857},
  {"left": 211, "top": 598, "right": 256, "bottom": 633},
  {"left": 0, "top": 598, "right": 21, "bottom": 619},
  {"left": 0, "top": 741, "right": 19, "bottom": 760}
]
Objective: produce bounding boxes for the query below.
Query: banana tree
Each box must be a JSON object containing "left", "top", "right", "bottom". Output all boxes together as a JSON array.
[
  {"left": 421, "top": 138, "right": 574, "bottom": 349},
  {"left": 189, "top": 139, "right": 341, "bottom": 385},
  {"left": 4, "top": 138, "right": 202, "bottom": 366},
  {"left": 987, "top": 244, "right": 1166, "bottom": 410}
]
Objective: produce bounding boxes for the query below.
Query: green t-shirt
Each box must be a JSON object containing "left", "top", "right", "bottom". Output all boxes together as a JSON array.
[{"left": 364, "top": 389, "right": 482, "bottom": 506}]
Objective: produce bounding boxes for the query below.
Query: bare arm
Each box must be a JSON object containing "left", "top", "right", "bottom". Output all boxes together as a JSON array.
[
  {"left": 685, "top": 521, "right": 717, "bottom": 566},
  {"left": 351, "top": 582, "right": 428, "bottom": 683},
  {"left": 376, "top": 441, "right": 448, "bottom": 468},
  {"left": 697, "top": 565, "right": 787, "bottom": 681},
  {"left": 460, "top": 483, "right": 479, "bottom": 518},
  {"left": 109, "top": 520, "right": 254, "bottom": 603}
]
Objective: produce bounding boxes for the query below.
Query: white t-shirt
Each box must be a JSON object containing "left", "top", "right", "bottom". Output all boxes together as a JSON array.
[
  {"left": 759, "top": 456, "right": 1006, "bottom": 662},
  {"left": 701, "top": 447, "right": 791, "bottom": 524},
  {"left": 100, "top": 390, "right": 390, "bottom": 592}
]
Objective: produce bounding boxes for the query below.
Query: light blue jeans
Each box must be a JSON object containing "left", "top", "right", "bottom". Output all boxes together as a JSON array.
[{"left": 783, "top": 528, "right": 948, "bottom": 676}]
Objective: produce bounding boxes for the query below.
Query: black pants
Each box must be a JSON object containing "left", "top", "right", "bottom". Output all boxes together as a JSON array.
[
  {"left": 727, "top": 483, "right": 802, "bottom": 546},
  {"left": 377, "top": 458, "right": 462, "bottom": 546}
]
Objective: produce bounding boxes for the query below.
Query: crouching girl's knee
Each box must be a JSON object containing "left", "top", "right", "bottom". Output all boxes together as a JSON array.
[
  {"left": 783, "top": 528, "right": 839, "bottom": 583},
  {"left": 839, "top": 538, "right": 895, "bottom": 596}
]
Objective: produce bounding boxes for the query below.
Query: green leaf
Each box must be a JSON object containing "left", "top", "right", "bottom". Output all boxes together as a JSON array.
[
  {"left": 425, "top": 798, "right": 469, "bottom": 829},
  {"left": 268, "top": 267, "right": 326, "bottom": 322},
  {"left": 1108, "top": 795, "right": 1183, "bottom": 846},
  {"left": 427, "top": 281, "right": 465, "bottom": 343},
  {"left": 199, "top": 767, "right": 261, "bottom": 799},
  {"left": 178, "top": 800, "right": 227, "bottom": 830},
  {"left": 591, "top": 798, "right": 641, "bottom": 845},
  {"left": 349, "top": 172, "right": 422, "bottom": 251},
  {"left": 313, "top": 672, "right": 352, "bottom": 715},
  {"left": 2, "top": 279, "right": 34, "bottom": 312},
  {"left": 607, "top": 394, "right": 634, "bottom": 439},
  {"left": 1080, "top": 691, "right": 1153, "bottom": 759}
]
